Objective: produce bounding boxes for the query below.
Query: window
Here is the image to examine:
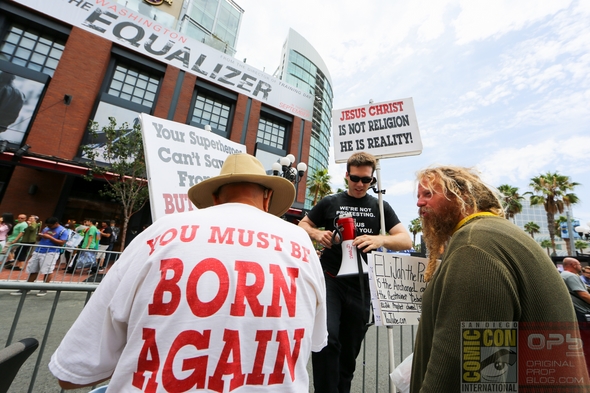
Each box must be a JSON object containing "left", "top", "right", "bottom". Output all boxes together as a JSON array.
[
  {"left": 191, "top": 94, "right": 232, "bottom": 133},
  {"left": 189, "top": 82, "right": 236, "bottom": 138},
  {"left": 256, "top": 117, "right": 286, "bottom": 150},
  {"left": 108, "top": 64, "right": 159, "bottom": 107},
  {"left": 80, "top": 53, "right": 164, "bottom": 162},
  {"left": 0, "top": 22, "right": 65, "bottom": 77},
  {"left": 254, "top": 108, "right": 293, "bottom": 177}
]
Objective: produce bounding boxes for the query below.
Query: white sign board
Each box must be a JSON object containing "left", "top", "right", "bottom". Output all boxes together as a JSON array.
[
  {"left": 332, "top": 98, "right": 422, "bottom": 163},
  {"left": 13, "top": 0, "right": 314, "bottom": 121},
  {"left": 368, "top": 252, "right": 428, "bottom": 326},
  {"left": 139, "top": 114, "right": 246, "bottom": 221}
]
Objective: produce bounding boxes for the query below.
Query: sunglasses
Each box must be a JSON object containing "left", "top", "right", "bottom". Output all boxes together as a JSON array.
[{"left": 349, "top": 175, "right": 374, "bottom": 184}]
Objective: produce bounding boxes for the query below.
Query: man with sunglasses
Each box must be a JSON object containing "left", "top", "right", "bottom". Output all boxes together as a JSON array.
[{"left": 299, "top": 151, "right": 412, "bottom": 393}]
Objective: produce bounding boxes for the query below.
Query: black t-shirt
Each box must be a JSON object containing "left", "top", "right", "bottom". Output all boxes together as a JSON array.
[
  {"left": 306, "top": 191, "right": 401, "bottom": 276},
  {"left": 99, "top": 226, "right": 113, "bottom": 246}
]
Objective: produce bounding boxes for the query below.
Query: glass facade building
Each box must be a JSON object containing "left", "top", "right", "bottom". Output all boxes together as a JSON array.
[
  {"left": 513, "top": 197, "right": 576, "bottom": 255},
  {"left": 275, "top": 29, "right": 333, "bottom": 209},
  {"left": 179, "top": 0, "right": 243, "bottom": 56}
]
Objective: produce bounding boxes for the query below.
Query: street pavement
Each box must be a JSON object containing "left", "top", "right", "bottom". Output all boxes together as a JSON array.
[{"left": 1, "top": 288, "right": 415, "bottom": 393}]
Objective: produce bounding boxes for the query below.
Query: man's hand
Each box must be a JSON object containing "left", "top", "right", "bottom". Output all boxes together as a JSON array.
[
  {"left": 299, "top": 216, "right": 334, "bottom": 249},
  {"left": 314, "top": 229, "right": 334, "bottom": 249},
  {"left": 353, "top": 223, "right": 413, "bottom": 253},
  {"left": 353, "top": 234, "right": 385, "bottom": 253}
]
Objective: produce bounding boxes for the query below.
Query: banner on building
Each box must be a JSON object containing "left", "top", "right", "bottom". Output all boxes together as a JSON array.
[
  {"left": 13, "top": 0, "right": 314, "bottom": 121},
  {"left": 139, "top": 113, "right": 246, "bottom": 221},
  {"left": 367, "top": 252, "right": 427, "bottom": 326},
  {"left": 332, "top": 98, "right": 422, "bottom": 163},
  {"left": 0, "top": 62, "right": 47, "bottom": 146}
]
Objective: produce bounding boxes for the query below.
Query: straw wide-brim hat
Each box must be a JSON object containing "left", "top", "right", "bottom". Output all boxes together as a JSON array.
[{"left": 188, "top": 153, "right": 296, "bottom": 217}]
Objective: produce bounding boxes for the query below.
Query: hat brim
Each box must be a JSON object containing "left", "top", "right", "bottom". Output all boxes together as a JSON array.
[{"left": 188, "top": 174, "right": 296, "bottom": 217}]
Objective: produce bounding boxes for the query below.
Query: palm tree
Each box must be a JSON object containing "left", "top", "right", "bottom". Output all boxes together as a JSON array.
[
  {"left": 527, "top": 172, "right": 580, "bottom": 255},
  {"left": 575, "top": 240, "right": 588, "bottom": 254},
  {"left": 523, "top": 222, "right": 540, "bottom": 239},
  {"left": 540, "top": 240, "right": 552, "bottom": 257},
  {"left": 307, "top": 168, "right": 332, "bottom": 206},
  {"left": 408, "top": 218, "right": 422, "bottom": 248},
  {"left": 498, "top": 184, "right": 524, "bottom": 221}
]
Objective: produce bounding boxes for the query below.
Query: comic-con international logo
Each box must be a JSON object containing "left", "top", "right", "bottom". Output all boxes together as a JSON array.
[
  {"left": 461, "top": 322, "right": 518, "bottom": 392},
  {"left": 143, "top": 0, "right": 173, "bottom": 6}
]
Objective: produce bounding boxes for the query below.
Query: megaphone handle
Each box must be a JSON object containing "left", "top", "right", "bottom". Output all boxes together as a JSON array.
[
  {"left": 332, "top": 216, "right": 343, "bottom": 245},
  {"left": 356, "top": 246, "right": 369, "bottom": 324}
]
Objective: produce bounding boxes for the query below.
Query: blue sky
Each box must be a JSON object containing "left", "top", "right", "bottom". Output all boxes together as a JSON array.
[{"left": 236, "top": 0, "right": 590, "bottom": 231}]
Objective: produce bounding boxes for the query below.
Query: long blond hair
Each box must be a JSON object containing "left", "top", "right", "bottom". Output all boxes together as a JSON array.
[{"left": 417, "top": 166, "right": 504, "bottom": 281}]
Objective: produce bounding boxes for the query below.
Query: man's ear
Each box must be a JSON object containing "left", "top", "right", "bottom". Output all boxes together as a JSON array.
[
  {"left": 212, "top": 193, "right": 221, "bottom": 206},
  {"left": 262, "top": 189, "right": 273, "bottom": 212}
]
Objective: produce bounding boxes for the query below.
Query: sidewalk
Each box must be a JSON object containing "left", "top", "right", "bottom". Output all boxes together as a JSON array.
[{"left": 0, "top": 260, "right": 109, "bottom": 284}]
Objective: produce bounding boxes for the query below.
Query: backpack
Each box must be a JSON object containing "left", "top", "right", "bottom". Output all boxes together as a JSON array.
[{"left": 65, "top": 229, "right": 83, "bottom": 249}]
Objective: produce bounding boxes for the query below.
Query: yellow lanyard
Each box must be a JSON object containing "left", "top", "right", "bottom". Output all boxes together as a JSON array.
[{"left": 453, "top": 212, "right": 498, "bottom": 233}]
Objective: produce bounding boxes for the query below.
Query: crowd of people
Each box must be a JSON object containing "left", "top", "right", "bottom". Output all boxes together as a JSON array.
[
  {"left": 1, "top": 215, "right": 120, "bottom": 296},
  {"left": 4, "top": 152, "right": 589, "bottom": 392}
]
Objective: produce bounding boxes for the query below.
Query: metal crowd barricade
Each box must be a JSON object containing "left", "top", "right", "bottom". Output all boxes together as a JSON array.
[
  {"left": 0, "top": 242, "right": 121, "bottom": 284},
  {"left": 1, "top": 242, "right": 417, "bottom": 392},
  {"left": 0, "top": 281, "right": 100, "bottom": 393}
]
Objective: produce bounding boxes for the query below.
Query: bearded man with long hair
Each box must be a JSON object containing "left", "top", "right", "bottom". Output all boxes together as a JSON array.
[{"left": 410, "top": 166, "right": 589, "bottom": 392}]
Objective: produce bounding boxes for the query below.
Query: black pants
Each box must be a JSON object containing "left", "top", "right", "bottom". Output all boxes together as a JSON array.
[{"left": 312, "top": 273, "right": 370, "bottom": 393}]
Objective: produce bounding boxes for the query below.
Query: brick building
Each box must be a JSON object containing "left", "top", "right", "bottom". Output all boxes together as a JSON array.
[{"left": 0, "top": 0, "right": 313, "bottom": 242}]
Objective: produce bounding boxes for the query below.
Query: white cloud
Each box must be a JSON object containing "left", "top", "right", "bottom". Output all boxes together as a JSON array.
[
  {"left": 233, "top": 0, "right": 590, "bottom": 225},
  {"left": 452, "top": 0, "right": 572, "bottom": 44},
  {"left": 477, "top": 135, "right": 590, "bottom": 186}
]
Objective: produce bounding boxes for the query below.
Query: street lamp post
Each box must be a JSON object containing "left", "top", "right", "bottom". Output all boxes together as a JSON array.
[{"left": 271, "top": 154, "right": 307, "bottom": 186}]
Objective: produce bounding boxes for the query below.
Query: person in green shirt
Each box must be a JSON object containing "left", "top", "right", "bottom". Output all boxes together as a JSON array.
[
  {"left": 5, "top": 213, "right": 27, "bottom": 268},
  {"left": 67, "top": 219, "right": 99, "bottom": 273},
  {"left": 14, "top": 215, "right": 40, "bottom": 270}
]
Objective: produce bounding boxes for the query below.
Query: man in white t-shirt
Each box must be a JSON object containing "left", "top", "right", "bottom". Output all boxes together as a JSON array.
[{"left": 49, "top": 153, "right": 327, "bottom": 392}]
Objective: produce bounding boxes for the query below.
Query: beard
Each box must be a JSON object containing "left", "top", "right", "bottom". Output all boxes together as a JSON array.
[{"left": 420, "top": 204, "right": 460, "bottom": 282}]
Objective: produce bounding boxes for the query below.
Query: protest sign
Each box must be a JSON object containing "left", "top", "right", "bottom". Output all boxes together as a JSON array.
[
  {"left": 139, "top": 114, "right": 246, "bottom": 221},
  {"left": 332, "top": 98, "right": 422, "bottom": 163},
  {"left": 368, "top": 252, "right": 427, "bottom": 326}
]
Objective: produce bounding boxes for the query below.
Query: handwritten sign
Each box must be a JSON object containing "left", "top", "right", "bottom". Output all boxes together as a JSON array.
[{"left": 368, "top": 252, "right": 428, "bottom": 326}]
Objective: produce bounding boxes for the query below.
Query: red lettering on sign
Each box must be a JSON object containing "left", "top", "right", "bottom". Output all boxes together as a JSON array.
[
  {"left": 187, "top": 258, "right": 229, "bottom": 317},
  {"left": 230, "top": 261, "right": 265, "bottom": 317},
  {"left": 256, "top": 231, "right": 269, "bottom": 249},
  {"left": 149, "top": 258, "right": 183, "bottom": 315},
  {"left": 270, "top": 234, "right": 283, "bottom": 251},
  {"left": 267, "top": 265, "right": 299, "bottom": 317},
  {"left": 160, "top": 228, "right": 177, "bottom": 246},
  {"left": 162, "top": 330, "right": 211, "bottom": 392},
  {"left": 162, "top": 193, "right": 196, "bottom": 214},
  {"left": 246, "top": 330, "right": 273, "bottom": 385},
  {"left": 133, "top": 328, "right": 160, "bottom": 392},
  {"left": 179, "top": 225, "right": 199, "bottom": 242},
  {"left": 269, "top": 329, "right": 305, "bottom": 384},
  {"left": 208, "top": 226, "right": 235, "bottom": 244},
  {"left": 208, "top": 329, "right": 245, "bottom": 392},
  {"left": 146, "top": 235, "right": 161, "bottom": 255},
  {"left": 238, "top": 229, "right": 255, "bottom": 247},
  {"left": 290, "top": 241, "right": 312, "bottom": 262},
  {"left": 146, "top": 225, "right": 199, "bottom": 255}
]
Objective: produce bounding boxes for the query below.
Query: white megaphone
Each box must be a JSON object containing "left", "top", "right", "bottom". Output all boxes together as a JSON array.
[{"left": 335, "top": 214, "right": 368, "bottom": 276}]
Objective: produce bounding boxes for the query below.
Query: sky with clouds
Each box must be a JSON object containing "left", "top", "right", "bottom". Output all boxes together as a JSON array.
[{"left": 235, "top": 0, "right": 590, "bottom": 231}]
